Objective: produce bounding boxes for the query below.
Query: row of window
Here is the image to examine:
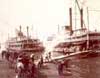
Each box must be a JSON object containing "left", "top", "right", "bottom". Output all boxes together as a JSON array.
[{"left": 8, "top": 44, "right": 41, "bottom": 48}]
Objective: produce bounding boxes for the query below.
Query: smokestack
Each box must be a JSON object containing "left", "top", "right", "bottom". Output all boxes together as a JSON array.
[
  {"left": 27, "top": 26, "right": 29, "bottom": 38},
  {"left": 69, "top": 8, "right": 72, "bottom": 31},
  {"left": 80, "top": 9, "right": 83, "bottom": 29},
  {"left": 20, "top": 25, "right": 22, "bottom": 32}
]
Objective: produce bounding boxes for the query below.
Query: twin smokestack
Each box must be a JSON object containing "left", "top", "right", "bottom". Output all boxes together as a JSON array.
[
  {"left": 69, "top": 8, "right": 83, "bottom": 30},
  {"left": 19, "top": 25, "right": 29, "bottom": 37}
]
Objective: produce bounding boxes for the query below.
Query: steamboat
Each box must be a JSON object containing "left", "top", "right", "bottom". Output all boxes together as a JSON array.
[
  {"left": 53, "top": 1, "right": 100, "bottom": 59},
  {"left": 5, "top": 26, "right": 45, "bottom": 55}
]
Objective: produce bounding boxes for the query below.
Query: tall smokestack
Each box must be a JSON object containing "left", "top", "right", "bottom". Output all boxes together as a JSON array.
[
  {"left": 20, "top": 25, "right": 22, "bottom": 32},
  {"left": 80, "top": 9, "right": 83, "bottom": 29},
  {"left": 69, "top": 8, "right": 72, "bottom": 30},
  {"left": 27, "top": 26, "right": 29, "bottom": 38}
]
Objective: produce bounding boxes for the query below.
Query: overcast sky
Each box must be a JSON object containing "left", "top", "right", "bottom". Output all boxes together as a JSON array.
[{"left": 0, "top": 0, "right": 100, "bottom": 43}]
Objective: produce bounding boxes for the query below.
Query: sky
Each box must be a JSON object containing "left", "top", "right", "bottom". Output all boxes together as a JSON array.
[{"left": 0, "top": 0, "right": 100, "bottom": 43}]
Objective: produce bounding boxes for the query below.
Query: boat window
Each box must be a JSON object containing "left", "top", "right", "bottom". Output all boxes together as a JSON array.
[{"left": 23, "top": 44, "right": 35, "bottom": 48}]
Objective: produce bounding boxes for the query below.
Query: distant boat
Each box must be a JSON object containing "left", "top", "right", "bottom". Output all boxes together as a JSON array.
[{"left": 5, "top": 26, "right": 45, "bottom": 54}]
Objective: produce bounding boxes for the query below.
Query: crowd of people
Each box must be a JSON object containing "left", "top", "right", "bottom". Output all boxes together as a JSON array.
[
  {"left": 1, "top": 51, "right": 44, "bottom": 78},
  {"left": 1, "top": 50, "right": 71, "bottom": 77},
  {"left": 15, "top": 53, "right": 37, "bottom": 78}
]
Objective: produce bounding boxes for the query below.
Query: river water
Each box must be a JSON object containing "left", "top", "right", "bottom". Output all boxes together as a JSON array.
[{"left": 67, "top": 56, "right": 100, "bottom": 78}]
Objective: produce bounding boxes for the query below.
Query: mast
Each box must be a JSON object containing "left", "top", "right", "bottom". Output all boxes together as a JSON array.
[
  {"left": 86, "top": 7, "right": 89, "bottom": 49},
  {"left": 74, "top": 0, "right": 77, "bottom": 33},
  {"left": 57, "top": 24, "right": 60, "bottom": 34},
  {"left": 87, "top": 7, "right": 89, "bottom": 31}
]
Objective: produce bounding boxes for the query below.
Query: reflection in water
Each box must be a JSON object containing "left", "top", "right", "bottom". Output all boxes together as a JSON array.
[{"left": 68, "top": 57, "right": 100, "bottom": 78}]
